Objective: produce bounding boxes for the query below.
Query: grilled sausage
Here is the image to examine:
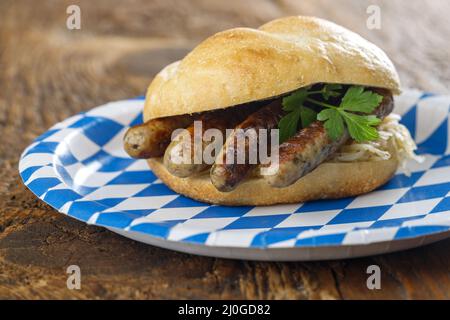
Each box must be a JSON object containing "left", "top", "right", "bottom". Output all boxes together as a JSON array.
[
  {"left": 164, "top": 109, "right": 253, "bottom": 177},
  {"left": 123, "top": 115, "right": 193, "bottom": 159},
  {"left": 210, "top": 100, "right": 283, "bottom": 192},
  {"left": 264, "top": 121, "right": 349, "bottom": 187},
  {"left": 370, "top": 88, "right": 394, "bottom": 119},
  {"left": 264, "top": 89, "right": 394, "bottom": 188}
]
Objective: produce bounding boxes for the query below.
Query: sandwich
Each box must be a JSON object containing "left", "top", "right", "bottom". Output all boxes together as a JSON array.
[{"left": 123, "top": 16, "right": 419, "bottom": 206}]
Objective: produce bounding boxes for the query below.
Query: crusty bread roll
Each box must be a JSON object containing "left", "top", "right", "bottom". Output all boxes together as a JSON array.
[
  {"left": 141, "top": 16, "right": 402, "bottom": 205},
  {"left": 144, "top": 16, "right": 400, "bottom": 121}
]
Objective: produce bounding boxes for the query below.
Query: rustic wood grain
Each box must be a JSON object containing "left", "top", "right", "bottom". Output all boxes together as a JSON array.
[{"left": 0, "top": 0, "right": 449, "bottom": 299}]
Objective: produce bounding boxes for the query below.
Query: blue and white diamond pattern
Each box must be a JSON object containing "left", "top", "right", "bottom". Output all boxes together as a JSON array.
[{"left": 19, "top": 89, "right": 450, "bottom": 252}]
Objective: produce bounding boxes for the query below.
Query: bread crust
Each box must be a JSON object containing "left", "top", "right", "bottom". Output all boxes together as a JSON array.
[
  {"left": 147, "top": 142, "right": 399, "bottom": 206},
  {"left": 144, "top": 16, "right": 401, "bottom": 121}
]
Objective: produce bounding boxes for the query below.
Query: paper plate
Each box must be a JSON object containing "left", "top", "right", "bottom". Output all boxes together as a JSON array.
[{"left": 19, "top": 89, "right": 450, "bottom": 261}]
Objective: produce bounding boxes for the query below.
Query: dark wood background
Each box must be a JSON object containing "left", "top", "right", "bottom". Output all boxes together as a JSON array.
[{"left": 1, "top": 0, "right": 449, "bottom": 299}]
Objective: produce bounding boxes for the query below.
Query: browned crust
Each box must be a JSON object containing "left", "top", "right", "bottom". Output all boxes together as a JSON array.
[{"left": 147, "top": 142, "right": 399, "bottom": 206}]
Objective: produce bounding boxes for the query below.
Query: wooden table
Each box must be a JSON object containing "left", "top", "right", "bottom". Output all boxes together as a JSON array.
[{"left": 1, "top": 0, "right": 449, "bottom": 299}]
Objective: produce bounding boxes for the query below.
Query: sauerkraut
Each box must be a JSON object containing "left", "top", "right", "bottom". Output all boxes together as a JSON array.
[{"left": 330, "top": 114, "right": 424, "bottom": 170}]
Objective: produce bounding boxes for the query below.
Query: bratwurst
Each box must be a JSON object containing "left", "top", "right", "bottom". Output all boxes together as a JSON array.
[
  {"left": 124, "top": 87, "right": 394, "bottom": 193},
  {"left": 263, "top": 89, "right": 394, "bottom": 188},
  {"left": 123, "top": 114, "right": 193, "bottom": 158},
  {"left": 210, "top": 100, "right": 284, "bottom": 192},
  {"left": 164, "top": 108, "right": 257, "bottom": 178}
]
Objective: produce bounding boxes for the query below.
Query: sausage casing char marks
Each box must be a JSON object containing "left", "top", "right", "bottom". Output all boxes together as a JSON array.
[
  {"left": 164, "top": 107, "right": 258, "bottom": 178},
  {"left": 264, "top": 121, "right": 349, "bottom": 188},
  {"left": 124, "top": 86, "right": 394, "bottom": 192},
  {"left": 264, "top": 88, "right": 394, "bottom": 188},
  {"left": 124, "top": 114, "right": 193, "bottom": 158},
  {"left": 210, "top": 100, "right": 283, "bottom": 192}
]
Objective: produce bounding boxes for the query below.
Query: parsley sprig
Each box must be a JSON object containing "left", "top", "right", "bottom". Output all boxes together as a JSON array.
[{"left": 278, "top": 84, "right": 383, "bottom": 143}]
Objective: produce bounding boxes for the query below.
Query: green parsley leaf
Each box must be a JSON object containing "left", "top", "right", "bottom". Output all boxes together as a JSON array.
[
  {"left": 278, "top": 109, "right": 301, "bottom": 143},
  {"left": 282, "top": 88, "right": 309, "bottom": 112},
  {"left": 279, "top": 88, "right": 315, "bottom": 142},
  {"left": 340, "top": 112, "right": 381, "bottom": 142},
  {"left": 317, "top": 109, "right": 345, "bottom": 141},
  {"left": 299, "top": 106, "right": 317, "bottom": 128},
  {"left": 340, "top": 86, "right": 383, "bottom": 114},
  {"left": 278, "top": 84, "right": 383, "bottom": 144},
  {"left": 321, "top": 84, "right": 343, "bottom": 100}
]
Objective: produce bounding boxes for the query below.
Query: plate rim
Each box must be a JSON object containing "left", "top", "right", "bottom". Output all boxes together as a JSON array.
[{"left": 107, "top": 226, "right": 450, "bottom": 261}]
